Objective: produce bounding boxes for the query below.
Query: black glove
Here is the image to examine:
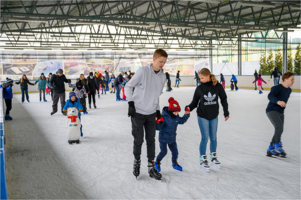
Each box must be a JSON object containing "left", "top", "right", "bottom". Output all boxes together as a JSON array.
[
  {"left": 156, "top": 110, "right": 162, "bottom": 119},
  {"left": 128, "top": 101, "right": 136, "bottom": 117},
  {"left": 67, "top": 79, "right": 72, "bottom": 83}
]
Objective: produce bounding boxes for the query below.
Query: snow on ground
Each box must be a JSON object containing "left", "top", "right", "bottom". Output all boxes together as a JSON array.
[{"left": 5, "top": 87, "right": 301, "bottom": 199}]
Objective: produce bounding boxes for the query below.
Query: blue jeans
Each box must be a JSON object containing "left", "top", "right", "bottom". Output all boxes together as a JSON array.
[
  {"left": 274, "top": 77, "right": 279, "bottom": 86},
  {"left": 105, "top": 81, "right": 109, "bottom": 90},
  {"left": 21, "top": 89, "right": 29, "bottom": 102},
  {"left": 156, "top": 142, "right": 178, "bottom": 161},
  {"left": 175, "top": 79, "right": 180, "bottom": 87},
  {"left": 115, "top": 85, "right": 121, "bottom": 99},
  {"left": 197, "top": 116, "right": 218, "bottom": 155},
  {"left": 101, "top": 84, "right": 106, "bottom": 94}
]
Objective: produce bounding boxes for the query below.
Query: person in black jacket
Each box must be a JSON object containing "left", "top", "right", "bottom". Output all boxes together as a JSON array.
[
  {"left": 94, "top": 72, "right": 101, "bottom": 98},
  {"left": 165, "top": 72, "right": 172, "bottom": 92},
  {"left": 87, "top": 72, "right": 98, "bottom": 109},
  {"left": 114, "top": 72, "right": 124, "bottom": 101},
  {"left": 186, "top": 68, "right": 229, "bottom": 172},
  {"left": 220, "top": 73, "right": 225, "bottom": 89},
  {"left": 175, "top": 70, "right": 181, "bottom": 88},
  {"left": 49, "top": 69, "right": 71, "bottom": 115},
  {"left": 15, "top": 74, "right": 35, "bottom": 103},
  {"left": 254, "top": 70, "right": 258, "bottom": 90},
  {"left": 271, "top": 67, "right": 282, "bottom": 86}
]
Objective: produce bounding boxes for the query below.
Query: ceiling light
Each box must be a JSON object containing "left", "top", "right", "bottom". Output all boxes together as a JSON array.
[
  {"left": 101, "top": 44, "right": 119, "bottom": 47},
  {"left": 41, "top": 44, "right": 62, "bottom": 46},
  {"left": 51, "top": 35, "right": 76, "bottom": 38},
  {"left": 119, "top": 23, "right": 150, "bottom": 27},
  {"left": 88, "top": 48, "right": 103, "bottom": 50},
  {"left": 6, "top": 43, "right": 28, "bottom": 45},
  {"left": 6, "top": 34, "right": 35, "bottom": 37},
  {"left": 242, "top": 40, "right": 258, "bottom": 42},
  {"left": 71, "top": 44, "right": 90, "bottom": 46},
  {"left": 4, "top": 48, "right": 24, "bottom": 50},
  {"left": 240, "top": 2, "right": 276, "bottom": 8},
  {"left": 89, "top": 36, "right": 112, "bottom": 38},
  {"left": 165, "top": 25, "right": 194, "bottom": 29},
  {"left": 61, "top": 48, "right": 78, "bottom": 50}
]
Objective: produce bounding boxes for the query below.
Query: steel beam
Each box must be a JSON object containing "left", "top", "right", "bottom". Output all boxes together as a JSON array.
[
  {"left": 238, "top": 34, "right": 242, "bottom": 75},
  {"left": 283, "top": 28, "right": 288, "bottom": 73}
]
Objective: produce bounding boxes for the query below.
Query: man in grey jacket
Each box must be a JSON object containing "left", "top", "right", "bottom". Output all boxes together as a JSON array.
[{"left": 125, "top": 49, "right": 167, "bottom": 180}]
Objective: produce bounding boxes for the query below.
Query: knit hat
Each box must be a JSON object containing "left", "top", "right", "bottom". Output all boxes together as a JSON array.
[
  {"left": 57, "top": 69, "right": 63, "bottom": 74},
  {"left": 69, "top": 91, "right": 76, "bottom": 99},
  {"left": 5, "top": 77, "right": 13, "bottom": 85},
  {"left": 89, "top": 72, "right": 93, "bottom": 76},
  {"left": 41, "top": 73, "right": 44, "bottom": 76},
  {"left": 168, "top": 97, "right": 181, "bottom": 112}
]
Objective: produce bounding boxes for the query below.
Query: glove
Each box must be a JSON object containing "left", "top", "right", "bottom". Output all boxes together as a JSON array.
[
  {"left": 63, "top": 110, "right": 67, "bottom": 113},
  {"left": 68, "top": 79, "right": 71, "bottom": 83},
  {"left": 185, "top": 107, "right": 190, "bottom": 114},
  {"left": 128, "top": 101, "right": 136, "bottom": 117},
  {"left": 156, "top": 110, "right": 162, "bottom": 119},
  {"left": 156, "top": 116, "right": 164, "bottom": 124},
  {"left": 78, "top": 109, "right": 83, "bottom": 112}
]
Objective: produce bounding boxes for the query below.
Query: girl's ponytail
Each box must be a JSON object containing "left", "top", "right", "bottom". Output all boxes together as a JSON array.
[{"left": 210, "top": 74, "right": 218, "bottom": 86}]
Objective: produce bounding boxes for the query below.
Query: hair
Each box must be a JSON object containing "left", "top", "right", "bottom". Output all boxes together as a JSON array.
[
  {"left": 111, "top": 74, "right": 115, "bottom": 78},
  {"left": 198, "top": 68, "right": 218, "bottom": 86},
  {"left": 153, "top": 48, "right": 168, "bottom": 58},
  {"left": 282, "top": 71, "right": 294, "bottom": 81},
  {"left": 20, "top": 74, "right": 29, "bottom": 83},
  {"left": 40, "top": 74, "right": 46, "bottom": 80}
]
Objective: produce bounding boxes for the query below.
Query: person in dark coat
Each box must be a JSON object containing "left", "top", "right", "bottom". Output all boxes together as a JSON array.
[
  {"left": 94, "top": 72, "right": 101, "bottom": 98},
  {"left": 165, "top": 72, "right": 172, "bottom": 92},
  {"left": 104, "top": 71, "right": 110, "bottom": 91},
  {"left": 114, "top": 72, "right": 124, "bottom": 101},
  {"left": 87, "top": 72, "right": 98, "bottom": 109},
  {"left": 49, "top": 69, "right": 71, "bottom": 116},
  {"left": 47, "top": 73, "right": 53, "bottom": 100},
  {"left": 271, "top": 67, "right": 282, "bottom": 86},
  {"left": 175, "top": 71, "right": 181, "bottom": 88},
  {"left": 220, "top": 73, "right": 225, "bottom": 89},
  {"left": 15, "top": 74, "right": 35, "bottom": 103},
  {"left": 154, "top": 97, "right": 190, "bottom": 172},
  {"left": 2, "top": 78, "right": 14, "bottom": 120},
  {"left": 254, "top": 70, "right": 259, "bottom": 90}
]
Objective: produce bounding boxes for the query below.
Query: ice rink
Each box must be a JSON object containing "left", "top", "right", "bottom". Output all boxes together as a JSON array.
[{"left": 5, "top": 87, "right": 301, "bottom": 199}]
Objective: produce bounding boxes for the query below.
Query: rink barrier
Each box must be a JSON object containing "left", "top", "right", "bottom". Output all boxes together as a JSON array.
[{"left": 0, "top": 85, "right": 8, "bottom": 199}]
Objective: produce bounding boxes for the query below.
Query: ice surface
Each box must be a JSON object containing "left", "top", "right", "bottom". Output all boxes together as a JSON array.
[{"left": 5, "top": 87, "right": 301, "bottom": 199}]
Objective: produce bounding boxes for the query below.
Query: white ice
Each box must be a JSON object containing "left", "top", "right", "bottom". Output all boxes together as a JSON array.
[{"left": 5, "top": 87, "right": 301, "bottom": 199}]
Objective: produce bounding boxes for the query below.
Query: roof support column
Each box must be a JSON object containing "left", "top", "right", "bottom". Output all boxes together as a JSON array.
[
  {"left": 238, "top": 34, "right": 242, "bottom": 75},
  {"left": 283, "top": 28, "right": 288, "bottom": 73},
  {"left": 209, "top": 40, "right": 213, "bottom": 72}
]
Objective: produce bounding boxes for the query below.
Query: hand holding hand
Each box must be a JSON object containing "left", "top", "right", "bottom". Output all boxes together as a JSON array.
[
  {"left": 78, "top": 109, "right": 83, "bottom": 112},
  {"left": 225, "top": 116, "right": 229, "bottom": 121},
  {"left": 277, "top": 101, "right": 286, "bottom": 107},
  {"left": 156, "top": 116, "right": 164, "bottom": 124},
  {"left": 185, "top": 107, "right": 190, "bottom": 114}
]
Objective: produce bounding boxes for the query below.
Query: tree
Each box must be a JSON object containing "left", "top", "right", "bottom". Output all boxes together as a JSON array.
[
  {"left": 294, "top": 44, "right": 301, "bottom": 74},
  {"left": 275, "top": 46, "right": 283, "bottom": 73},
  {"left": 259, "top": 51, "right": 268, "bottom": 74},
  {"left": 287, "top": 45, "right": 293, "bottom": 73},
  {"left": 266, "top": 49, "right": 275, "bottom": 75}
]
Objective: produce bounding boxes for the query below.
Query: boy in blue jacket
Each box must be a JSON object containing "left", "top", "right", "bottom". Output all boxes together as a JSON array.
[
  {"left": 155, "top": 97, "right": 190, "bottom": 172},
  {"left": 230, "top": 74, "right": 239, "bottom": 91},
  {"left": 2, "top": 78, "right": 14, "bottom": 120},
  {"left": 63, "top": 92, "right": 84, "bottom": 136}
]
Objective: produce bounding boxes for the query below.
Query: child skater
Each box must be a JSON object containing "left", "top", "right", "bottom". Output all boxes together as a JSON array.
[
  {"left": 266, "top": 72, "right": 294, "bottom": 158},
  {"left": 154, "top": 97, "right": 190, "bottom": 172},
  {"left": 120, "top": 75, "right": 130, "bottom": 101},
  {"left": 252, "top": 74, "right": 267, "bottom": 94},
  {"left": 2, "top": 78, "right": 14, "bottom": 120},
  {"left": 35, "top": 73, "right": 50, "bottom": 102},
  {"left": 15, "top": 74, "right": 35, "bottom": 103},
  {"left": 109, "top": 74, "right": 116, "bottom": 93},
  {"left": 69, "top": 80, "right": 88, "bottom": 114},
  {"left": 186, "top": 68, "right": 229, "bottom": 172},
  {"left": 63, "top": 92, "right": 84, "bottom": 137}
]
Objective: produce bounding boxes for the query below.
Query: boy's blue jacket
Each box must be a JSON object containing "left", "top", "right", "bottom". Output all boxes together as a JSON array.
[
  {"left": 63, "top": 99, "right": 83, "bottom": 117},
  {"left": 157, "top": 107, "right": 190, "bottom": 144},
  {"left": 230, "top": 75, "right": 237, "bottom": 82},
  {"left": 3, "top": 85, "right": 13, "bottom": 99}
]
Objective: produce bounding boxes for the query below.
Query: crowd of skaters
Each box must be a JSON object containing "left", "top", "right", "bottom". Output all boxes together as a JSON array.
[{"left": 1, "top": 48, "right": 296, "bottom": 181}]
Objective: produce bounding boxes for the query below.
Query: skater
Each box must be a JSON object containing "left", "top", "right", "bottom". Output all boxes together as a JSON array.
[
  {"left": 63, "top": 92, "right": 84, "bottom": 137},
  {"left": 220, "top": 73, "right": 225, "bottom": 89},
  {"left": 100, "top": 76, "right": 106, "bottom": 95},
  {"left": 154, "top": 97, "right": 190, "bottom": 173},
  {"left": 104, "top": 70, "right": 110, "bottom": 91},
  {"left": 128, "top": 70, "right": 132, "bottom": 79},
  {"left": 253, "top": 74, "right": 267, "bottom": 94},
  {"left": 15, "top": 74, "right": 35, "bottom": 103},
  {"left": 165, "top": 72, "right": 172, "bottom": 92},
  {"left": 120, "top": 75, "right": 129, "bottom": 101},
  {"left": 69, "top": 80, "right": 88, "bottom": 114},
  {"left": 186, "top": 68, "right": 229, "bottom": 172},
  {"left": 271, "top": 67, "right": 282, "bottom": 86},
  {"left": 49, "top": 69, "right": 71, "bottom": 116},
  {"left": 109, "top": 74, "right": 116, "bottom": 93},
  {"left": 47, "top": 73, "right": 53, "bottom": 100},
  {"left": 194, "top": 71, "right": 201, "bottom": 86},
  {"left": 94, "top": 72, "right": 101, "bottom": 98},
  {"left": 87, "top": 72, "right": 98, "bottom": 109},
  {"left": 254, "top": 70, "right": 259, "bottom": 90},
  {"left": 2, "top": 78, "right": 14, "bottom": 120},
  {"left": 175, "top": 70, "right": 181, "bottom": 88},
  {"left": 266, "top": 71, "right": 294, "bottom": 158},
  {"left": 35, "top": 73, "right": 50, "bottom": 102},
  {"left": 114, "top": 72, "right": 124, "bottom": 101},
  {"left": 124, "top": 48, "right": 167, "bottom": 180},
  {"left": 230, "top": 74, "right": 238, "bottom": 91}
]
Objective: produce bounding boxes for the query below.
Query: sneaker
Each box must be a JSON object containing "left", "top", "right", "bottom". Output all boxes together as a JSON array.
[
  {"left": 155, "top": 160, "right": 161, "bottom": 172},
  {"left": 133, "top": 159, "right": 141, "bottom": 178},
  {"left": 50, "top": 111, "right": 57, "bottom": 115},
  {"left": 199, "top": 155, "right": 210, "bottom": 172},
  {"left": 172, "top": 160, "right": 183, "bottom": 171},
  {"left": 148, "top": 161, "right": 162, "bottom": 180},
  {"left": 210, "top": 153, "right": 220, "bottom": 168}
]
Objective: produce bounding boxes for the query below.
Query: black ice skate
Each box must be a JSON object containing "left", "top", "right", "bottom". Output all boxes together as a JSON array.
[
  {"left": 148, "top": 161, "right": 162, "bottom": 180},
  {"left": 133, "top": 159, "right": 141, "bottom": 179}
]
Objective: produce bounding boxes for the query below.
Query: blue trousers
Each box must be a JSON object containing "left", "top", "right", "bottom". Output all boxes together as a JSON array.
[
  {"left": 21, "top": 89, "right": 29, "bottom": 102},
  {"left": 175, "top": 79, "right": 180, "bottom": 87},
  {"left": 115, "top": 85, "right": 121, "bottom": 99},
  {"left": 274, "top": 77, "right": 279, "bottom": 86},
  {"left": 156, "top": 142, "right": 178, "bottom": 161},
  {"left": 197, "top": 116, "right": 218, "bottom": 155}
]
